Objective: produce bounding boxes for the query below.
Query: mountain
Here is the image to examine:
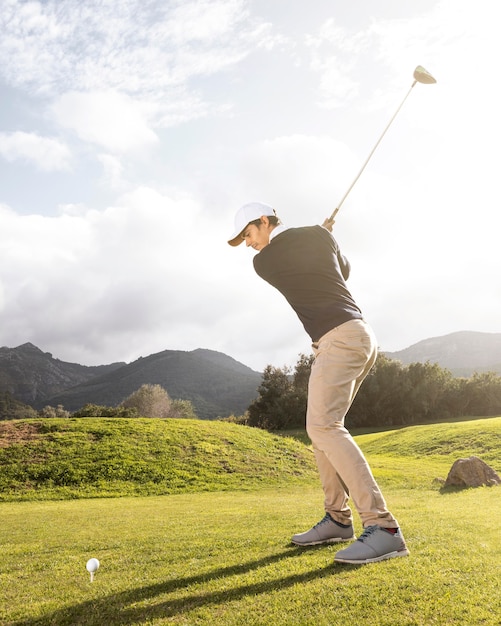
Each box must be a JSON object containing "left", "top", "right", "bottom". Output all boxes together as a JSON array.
[
  {"left": 2, "top": 331, "right": 500, "bottom": 420},
  {"left": 0, "top": 343, "right": 262, "bottom": 419},
  {"left": 0, "top": 343, "right": 125, "bottom": 407},
  {"left": 383, "top": 331, "right": 501, "bottom": 376},
  {"left": 45, "top": 348, "right": 262, "bottom": 419}
]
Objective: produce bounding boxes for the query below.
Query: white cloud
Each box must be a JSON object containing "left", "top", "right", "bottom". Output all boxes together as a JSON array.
[
  {"left": 0, "top": 0, "right": 271, "bottom": 97},
  {"left": 240, "top": 134, "right": 360, "bottom": 220},
  {"left": 166, "top": 0, "right": 249, "bottom": 44},
  {"left": 51, "top": 91, "right": 158, "bottom": 154},
  {"left": 97, "top": 154, "right": 125, "bottom": 190},
  {"left": 1, "top": 0, "right": 500, "bottom": 373},
  {"left": 0, "top": 187, "right": 264, "bottom": 366},
  {"left": 0, "top": 131, "right": 71, "bottom": 171},
  {"left": 0, "top": 0, "right": 280, "bottom": 170},
  {"left": 306, "top": 19, "right": 368, "bottom": 108}
]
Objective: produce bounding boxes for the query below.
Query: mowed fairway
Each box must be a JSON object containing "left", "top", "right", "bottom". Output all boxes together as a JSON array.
[{"left": 1, "top": 418, "right": 500, "bottom": 625}]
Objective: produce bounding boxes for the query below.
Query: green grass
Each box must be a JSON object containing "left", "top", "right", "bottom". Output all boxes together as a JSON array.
[
  {"left": 0, "top": 417, "right": 500, "bottom": 625},
  {"left": 0, "top": 418, "right": 318, "bottom": 501},
  {"left": 1, "top": 486, "right": 500, "bottom": 625},
  {"left": 356, "top": 417, "right": 501, "bottom": 466}
]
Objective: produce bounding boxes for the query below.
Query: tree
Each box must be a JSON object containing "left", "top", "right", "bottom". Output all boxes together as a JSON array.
[
  {"left": 403, "top": 361, "right": 455, "bottom": 422},
  {"left": 0, "top": 391, "right": 37, "bottom": 420},
  {"left": 70, "top": 390, "right": 198, "bottom": 419},
  {"left": 120, "top": 384, "right": 173, "bottom": 417},
  {"left": 39, "top": 405, "right": 70, "bottom": 418},
  {"left": 290, "top": 353, "right": 314, "bottom": 425},
  {"left": 169, "top": 398, "right": 198, "bottom": 419},
  {"left": 247, "top": 364, "right": 294, "bottom": 429},
  {"left": 247, "top": 354, "right": 314, "bottom": 430},
  {"left": 247, "top": 351, "right": 501, "bottom": 431},
  {"left": 71, "top": 404, "right": 139, "bottom": 418},
  {"left": 293, "top": 353, "right": 314, "bottom": 394},
  {"left": 348, "top": 354, "right": 406, "bottom": 427},
  {"left": 462, "top": 371, "right": 501, "bottom": 416}
]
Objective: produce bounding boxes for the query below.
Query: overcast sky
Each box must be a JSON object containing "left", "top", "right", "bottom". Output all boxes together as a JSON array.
[{"left": 0, "top": 0, "right": 499, "bottom": 373}]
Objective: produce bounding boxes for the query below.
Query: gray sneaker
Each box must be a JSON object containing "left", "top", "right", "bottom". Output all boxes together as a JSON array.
[
  {"left": 334, "top": 525, "right": 410, "bottom": 564},
  {"left": 291, "top": 513, "right": 355, "bottom": 546}
]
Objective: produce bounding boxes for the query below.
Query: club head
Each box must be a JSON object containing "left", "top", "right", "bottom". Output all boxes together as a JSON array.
[{"left": 413, "top": 65, "right": 437, "bottom": 84}]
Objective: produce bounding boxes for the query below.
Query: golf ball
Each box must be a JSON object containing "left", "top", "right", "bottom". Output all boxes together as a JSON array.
[{"left": 86, "top": 558, "right": 100, "bottom": 573}]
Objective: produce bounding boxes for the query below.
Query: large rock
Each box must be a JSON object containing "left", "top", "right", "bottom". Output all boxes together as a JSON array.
[{"left": 444, "top": 456, "right": 501, "bottom": 488}]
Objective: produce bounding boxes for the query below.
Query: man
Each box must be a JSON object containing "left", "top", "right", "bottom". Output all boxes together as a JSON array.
[{"left": 228, "top": 201, "right": 409, "bottom": 565}]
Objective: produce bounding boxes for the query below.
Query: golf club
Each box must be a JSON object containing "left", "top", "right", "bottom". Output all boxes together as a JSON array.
[{"left": 327, "top": 65, "right": 437, "bottom": 223}]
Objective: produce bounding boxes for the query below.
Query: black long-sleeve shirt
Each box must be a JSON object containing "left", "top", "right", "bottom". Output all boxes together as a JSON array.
[{"left": 253, "top": 225, "right": 363, "bottom": 342}]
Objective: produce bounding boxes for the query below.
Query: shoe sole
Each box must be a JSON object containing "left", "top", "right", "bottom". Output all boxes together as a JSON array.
[
  {"left": 292, "top": 535, "right": 356, "bottom": 547},
  {"left": 335, "top": 548, "right": 410, "bottom": 564}
]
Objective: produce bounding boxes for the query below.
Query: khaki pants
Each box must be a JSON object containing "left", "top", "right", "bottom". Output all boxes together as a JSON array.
[{"left": 306, "top": 319, "right": 398, "bottom": 529}]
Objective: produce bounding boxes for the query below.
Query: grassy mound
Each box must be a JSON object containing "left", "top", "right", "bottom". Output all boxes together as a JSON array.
[
  {"left": 1, "top": 416, "right": 499, "bottom": 502},
  {"left": 356, "top": 416, "right": 501, "bottom": 469},
  {"left": 0, "top": 418, "right": 318, "bottom": 501}
]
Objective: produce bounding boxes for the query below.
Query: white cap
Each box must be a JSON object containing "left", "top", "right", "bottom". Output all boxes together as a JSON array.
[{"left": 228, "top": 202, "right": 275, "bottom": 246}]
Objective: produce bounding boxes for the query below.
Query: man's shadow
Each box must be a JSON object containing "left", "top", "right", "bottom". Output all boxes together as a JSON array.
[{"left": 12, "top": 546, "right": 355, "bottom": 625}]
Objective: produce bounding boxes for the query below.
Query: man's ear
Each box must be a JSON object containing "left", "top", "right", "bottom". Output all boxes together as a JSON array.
[{"left": 260, "top": 215, "right": 270, "bottom": 226}]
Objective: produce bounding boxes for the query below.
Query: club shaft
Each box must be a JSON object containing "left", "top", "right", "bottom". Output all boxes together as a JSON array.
[{"left": 329, "top": 79, "right": 417, "bottom": 222}]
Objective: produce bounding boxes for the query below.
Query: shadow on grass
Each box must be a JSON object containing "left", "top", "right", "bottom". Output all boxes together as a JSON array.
[
  {"left": 438, "top": 484, "right": 491, "bottom": 494},
  {"left": 12, "top": 548, "right": 354, "bottom": 625}
]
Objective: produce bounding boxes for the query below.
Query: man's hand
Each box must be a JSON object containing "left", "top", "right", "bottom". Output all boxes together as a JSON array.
[{"left": 322, "top": 217, "right": 335, "bottom": 232}]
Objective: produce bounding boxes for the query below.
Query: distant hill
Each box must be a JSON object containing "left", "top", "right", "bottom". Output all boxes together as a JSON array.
[
  {"left": 45, "top": 348, "right": 262, "bottom": 419},
  {"left": 2, "top": 331, "right": 500, "bottom": 420},
  {"left": 0, "top": 343, "right": 261, "bottom": 419},
  {"left": 0, "top": 343, "right": 125, "bottom": 407},
  {"left": 384, "top": 331, "right": 501, "bottom": 376}
]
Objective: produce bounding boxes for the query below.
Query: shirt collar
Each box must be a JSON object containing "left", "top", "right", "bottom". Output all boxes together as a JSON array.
[{"left": 270, "top": 224, "right": 288, "bottom": 241}]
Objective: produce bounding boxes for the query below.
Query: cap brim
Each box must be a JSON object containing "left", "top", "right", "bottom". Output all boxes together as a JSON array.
[{"left": 228, "top": 233, "right": 244, "bottom": 246}]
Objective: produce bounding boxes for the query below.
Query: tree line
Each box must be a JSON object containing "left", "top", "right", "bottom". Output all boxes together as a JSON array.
[
  {"left": 3, "top": 356, "right": 501, "bottom": 428},
  {"left": 0, "top": 384, "right": 197, "bottom": 421},
  {"left": 246, "top": 353, "right": 501, "bottom": 430}
]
